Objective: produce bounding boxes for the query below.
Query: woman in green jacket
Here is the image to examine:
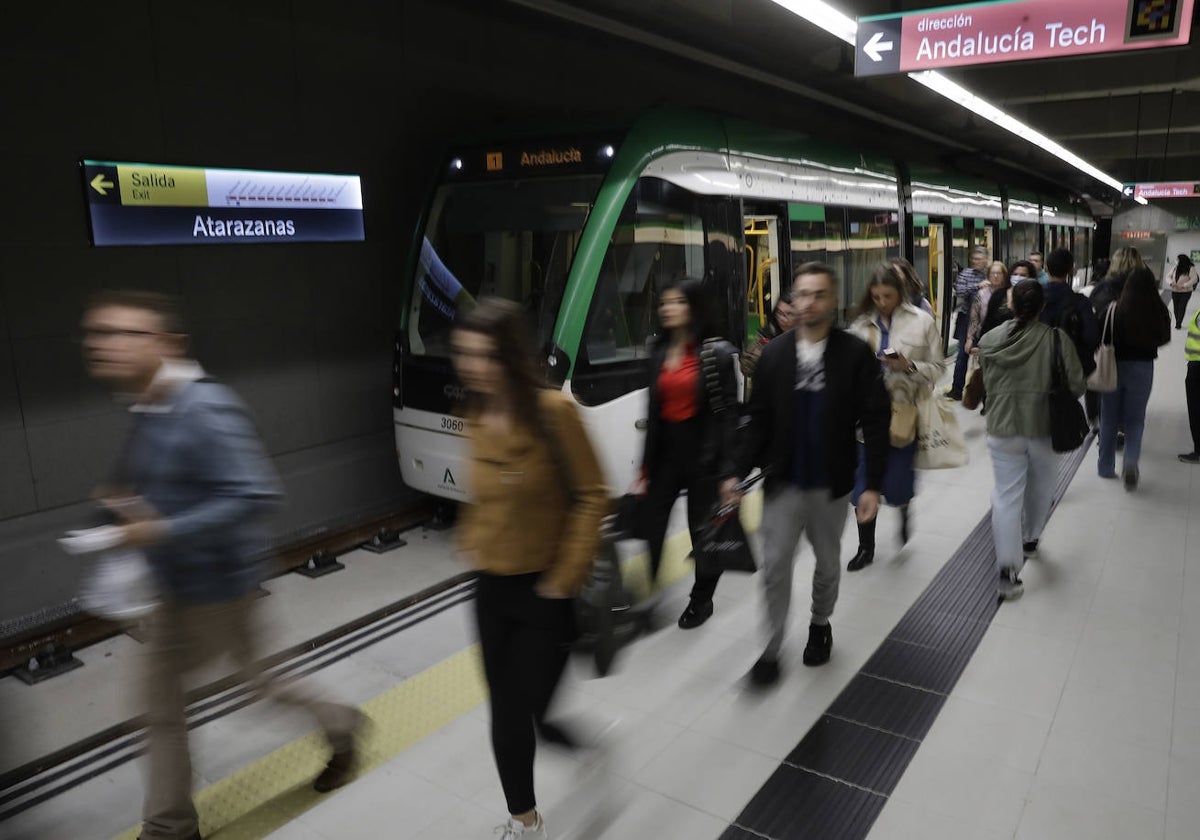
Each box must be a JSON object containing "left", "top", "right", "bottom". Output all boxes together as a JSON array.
[{"left": 979, "top": 281, "right": 1086, "bottom": 601}]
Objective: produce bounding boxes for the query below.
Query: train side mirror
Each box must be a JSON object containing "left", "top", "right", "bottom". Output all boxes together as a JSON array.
[{"left": 543, "top": 343, "right": 570, "bottom": 388}]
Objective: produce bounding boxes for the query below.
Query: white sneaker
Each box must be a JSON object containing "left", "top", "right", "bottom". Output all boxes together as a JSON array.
[
  {"left": 998, "top": 568, "right": 1024, "bottom": 602},
  {"left": 494, "top": 814, "right": 548, "bottom": 838}
]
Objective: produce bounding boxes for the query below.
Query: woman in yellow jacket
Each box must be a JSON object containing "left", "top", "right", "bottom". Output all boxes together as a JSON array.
[{"left": 452, "top": 298, "right": 608, "bottom": 840}]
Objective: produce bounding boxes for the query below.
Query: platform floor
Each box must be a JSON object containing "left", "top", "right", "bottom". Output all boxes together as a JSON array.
[{"left": 2, "top": 312, "right": 1199, "bottom": 840}]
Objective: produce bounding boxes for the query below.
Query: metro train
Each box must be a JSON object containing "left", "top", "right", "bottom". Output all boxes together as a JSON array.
[{"left": 393, "top": 109, "right": 1093, "bottom": 499}]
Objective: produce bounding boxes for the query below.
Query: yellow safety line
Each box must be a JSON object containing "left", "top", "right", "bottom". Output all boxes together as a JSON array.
[{"left": 112, "top": 493, "right": 763, "bottom": 839}]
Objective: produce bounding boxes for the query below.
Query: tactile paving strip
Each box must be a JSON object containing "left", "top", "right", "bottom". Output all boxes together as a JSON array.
[
  {"left": 727, "top": 437, "right": 1093, "bottom": 839},
  {"left": 113, "top": 646, "right": 488, "bottom": 840},
  {"left": 105, "top": 503, "right": 723, "bottom": 839}
]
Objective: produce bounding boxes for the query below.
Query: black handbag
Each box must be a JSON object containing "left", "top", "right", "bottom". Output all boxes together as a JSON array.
[
  {"left": 613, "top": 492, "right": 648, "bottom": 539},
  {"left": 694, "top": 504, "right": 757, "bottom": 576},
  {"left": 1049, "top": 329, "right": 1089, "bottom": 453},
  {"left": 693, "top": 473, "right": 763, "bottom": 577},
  {"left": 572, "top": 518, "right": 641, "bottom": 677},
  {"left": 540, "top": 404, "right": 641, "bottom": 677}
]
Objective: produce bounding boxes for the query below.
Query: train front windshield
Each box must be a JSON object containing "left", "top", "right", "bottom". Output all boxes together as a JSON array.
[{"left": 406, "top": 175, "right": 602, "bottom": 361}]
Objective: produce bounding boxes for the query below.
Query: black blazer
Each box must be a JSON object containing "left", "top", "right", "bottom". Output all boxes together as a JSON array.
[
  {"left": 642, "top": 337, "right": 740, "bottom": 480},
  {"left": 736, "top": 327, "right": 890, "bottom": 498}
]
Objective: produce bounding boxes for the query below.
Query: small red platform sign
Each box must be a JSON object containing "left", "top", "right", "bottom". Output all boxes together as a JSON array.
[{"left": 856, "top": 0, "right": 1194, "bottom": 77}]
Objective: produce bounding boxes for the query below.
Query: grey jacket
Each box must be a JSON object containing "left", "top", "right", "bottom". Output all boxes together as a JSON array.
[
  {"left": 978, "top": 320, "right": 1086, "bottom": 438},
  {"left": 125, "top": 376, "right": 281, "bottom": 604}
]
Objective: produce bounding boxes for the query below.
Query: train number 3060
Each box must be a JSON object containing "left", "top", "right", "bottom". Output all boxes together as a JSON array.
[{"left": 440, "top": 416, "right": 465, "bottom": 433}]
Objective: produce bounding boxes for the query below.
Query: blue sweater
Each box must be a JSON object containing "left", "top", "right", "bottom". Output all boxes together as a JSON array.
[{"left": 125, "top": 379, "right": 281, "bottom": 604}]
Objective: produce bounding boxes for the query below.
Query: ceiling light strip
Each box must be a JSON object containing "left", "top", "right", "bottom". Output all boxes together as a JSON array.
[{"left": 766, "top": 0, "right": 1129, "bottom": 198}]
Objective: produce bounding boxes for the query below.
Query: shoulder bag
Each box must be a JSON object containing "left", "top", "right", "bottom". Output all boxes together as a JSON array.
[
  {"left": 962, "top": 354, "right": 985, "bottom": 411},
  {"left": 1088, "top": 303, "right": 1118, "bottom": 393},
  {"left": 540, "top": 399, "right": 638, "bottom": 677},
  {"left": 1050, "top": 329, "right": 1090, "bottom": 452},
  {"left": 913, "top": 388, "right": 969, "bottom": 470}
]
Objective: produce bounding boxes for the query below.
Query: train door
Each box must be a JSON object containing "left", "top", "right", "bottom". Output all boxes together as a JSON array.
[
  {"left": 924, "top": 218, "right": 953, "bottom": 351},
  {"left": 743, "top": 204, "right": 788, "bottom": 338}
]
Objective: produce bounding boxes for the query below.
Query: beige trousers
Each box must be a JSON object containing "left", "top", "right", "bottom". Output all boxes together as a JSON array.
[{"left": 140, "top": 594, "right": 359, "bottom": 839}]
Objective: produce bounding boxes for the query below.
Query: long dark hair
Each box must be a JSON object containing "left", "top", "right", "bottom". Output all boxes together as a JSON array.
[
  {"left": 852, "top": 262, "right": 907, "bottom": 320},
  {"left": 889, "top": 257, "right": 924, "bottom": 303},
  {"left": 766, "top": 287, "right": 793, "bottom": 333},
  {"left": 1176, "top": 253, "right": 1194, "bottom": 279},
  {"left": 453, "top": 297, "right": 543, "bottom": 431},
  {"left": 659, "top": 275, "right": 710, "bottom": 342},
  {"left": 1010, "top": 279, "right": 1044, "bottom": 331},
  {"left": 1118, "top": 267, "right": 1168, "bottom": 346}
]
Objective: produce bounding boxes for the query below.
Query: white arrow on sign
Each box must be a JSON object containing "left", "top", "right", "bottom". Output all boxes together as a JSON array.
[
  {"left": 864, "top": 31, "right": 895, "bottom": 62},
  {"left": 1122, "top": 186, "right": 1134, "bottom": 196}
]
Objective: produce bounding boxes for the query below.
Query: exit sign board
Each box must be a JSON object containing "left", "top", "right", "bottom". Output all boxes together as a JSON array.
[
  {"left": 81, "top": 160, "right": 365, "bottom": 246},
  {"left": 856, "top": 0, "right": 1194, "bottom": 77}
]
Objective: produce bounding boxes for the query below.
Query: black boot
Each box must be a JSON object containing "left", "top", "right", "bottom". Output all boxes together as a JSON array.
[
  {"left": 899, "top": 505, "right": 910, "bottom": 546},
  {"left": 802, "top": 622, "right": 832, "bottom": 666},
  {"left": 847, "top": 518, "right": 875, "bottom": 571}
]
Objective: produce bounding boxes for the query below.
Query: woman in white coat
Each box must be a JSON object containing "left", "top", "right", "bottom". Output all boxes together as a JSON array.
[
  {"left": 845, "top": 261, "right": 945, "bottom": 570},
  {"left": 1169, "top": 253, "right": 1199, "bottom": 330}
]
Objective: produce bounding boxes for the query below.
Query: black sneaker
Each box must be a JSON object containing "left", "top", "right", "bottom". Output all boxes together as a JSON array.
[
  {"left": 1180, "top": 452, "right": 1200, "bottom": 464},
  {"left": 1022, "top": 540, "right": 1039, "bottom": 558},
  {"left": 1123, "top": 467, "right": 1139, "bottom": 492},
  {"left": 899, "top": 509, "right": 910, "bottom": 546},
  {"left": 677, "top": 599, "right": 713, "bottom": 629},
  {"left": 947, "top": 390, "right": 963, "bottom": 401},
  {"left": 313, "top": 747, "right": 356, "bottom": 792},
  {"left": 802, "top": 622, "right": 832, "bottom": 666},
  {"left": 749, "top": 654, "right": 780, "bottom": 687},
  {"left": 846, "top": 547, "right": 874, "bottom": 572},
  {"left": 998, "top": 568, "right": 1024, "bottom": 602}
]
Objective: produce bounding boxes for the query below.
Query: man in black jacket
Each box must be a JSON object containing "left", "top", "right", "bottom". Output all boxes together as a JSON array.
[
  {"left": 1041, "top": 248, "right": 1100, "bottom": 377},
  {"left": 724, "top": 263, "right": 890, "bottom": 686}
]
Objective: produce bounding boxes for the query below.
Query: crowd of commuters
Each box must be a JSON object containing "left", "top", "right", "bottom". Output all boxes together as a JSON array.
[{"left": 83, "top": 235, "right": 1197, "bottom": 839}]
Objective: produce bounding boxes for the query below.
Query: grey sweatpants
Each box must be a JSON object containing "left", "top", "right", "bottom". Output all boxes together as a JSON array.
[{"left": 758, "top": 485, "right": 850, "bottom": 658}]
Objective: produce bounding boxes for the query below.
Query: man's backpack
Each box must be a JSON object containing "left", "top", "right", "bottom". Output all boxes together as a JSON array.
[{"left": 1057, "top": 297, "right": 1097, "bottom": 377}]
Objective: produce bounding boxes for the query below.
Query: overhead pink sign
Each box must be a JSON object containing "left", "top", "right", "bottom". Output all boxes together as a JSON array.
[
  {"left": 1135, "top": 182, "right": 1200, "bottom": 198},
  {"left": 856, "top": 0, "right": 1194, "bottom": 76}
]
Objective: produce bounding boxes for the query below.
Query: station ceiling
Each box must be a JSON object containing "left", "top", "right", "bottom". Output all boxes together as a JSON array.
[{"left": 509, "top": 0, "right": 1200, "bottom": 215}]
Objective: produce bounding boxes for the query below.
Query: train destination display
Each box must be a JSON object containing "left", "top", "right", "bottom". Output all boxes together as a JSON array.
[
  {"left": 82, "top": 160, "right": 365, "bottom": 246},
  {"left": 855, "top": 0, "right": 1194, "bottom": 77}
]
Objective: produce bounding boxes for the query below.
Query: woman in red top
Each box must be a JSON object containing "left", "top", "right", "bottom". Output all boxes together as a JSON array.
[{"left": 640, "top": 276, "right": 739, "bottom": 629}]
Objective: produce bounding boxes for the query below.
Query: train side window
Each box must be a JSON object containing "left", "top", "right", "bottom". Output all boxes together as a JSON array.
[{"left": 572, "top": 178, "right": 706, "bottom": 405}]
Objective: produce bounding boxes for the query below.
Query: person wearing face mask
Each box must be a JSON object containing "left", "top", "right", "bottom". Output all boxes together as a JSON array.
[
  {"left": 977, "top": 259, "right": 1034, "bottom": 340},
  {"left": 844, "top": 264, "right": 945, "bottom": 570}
]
